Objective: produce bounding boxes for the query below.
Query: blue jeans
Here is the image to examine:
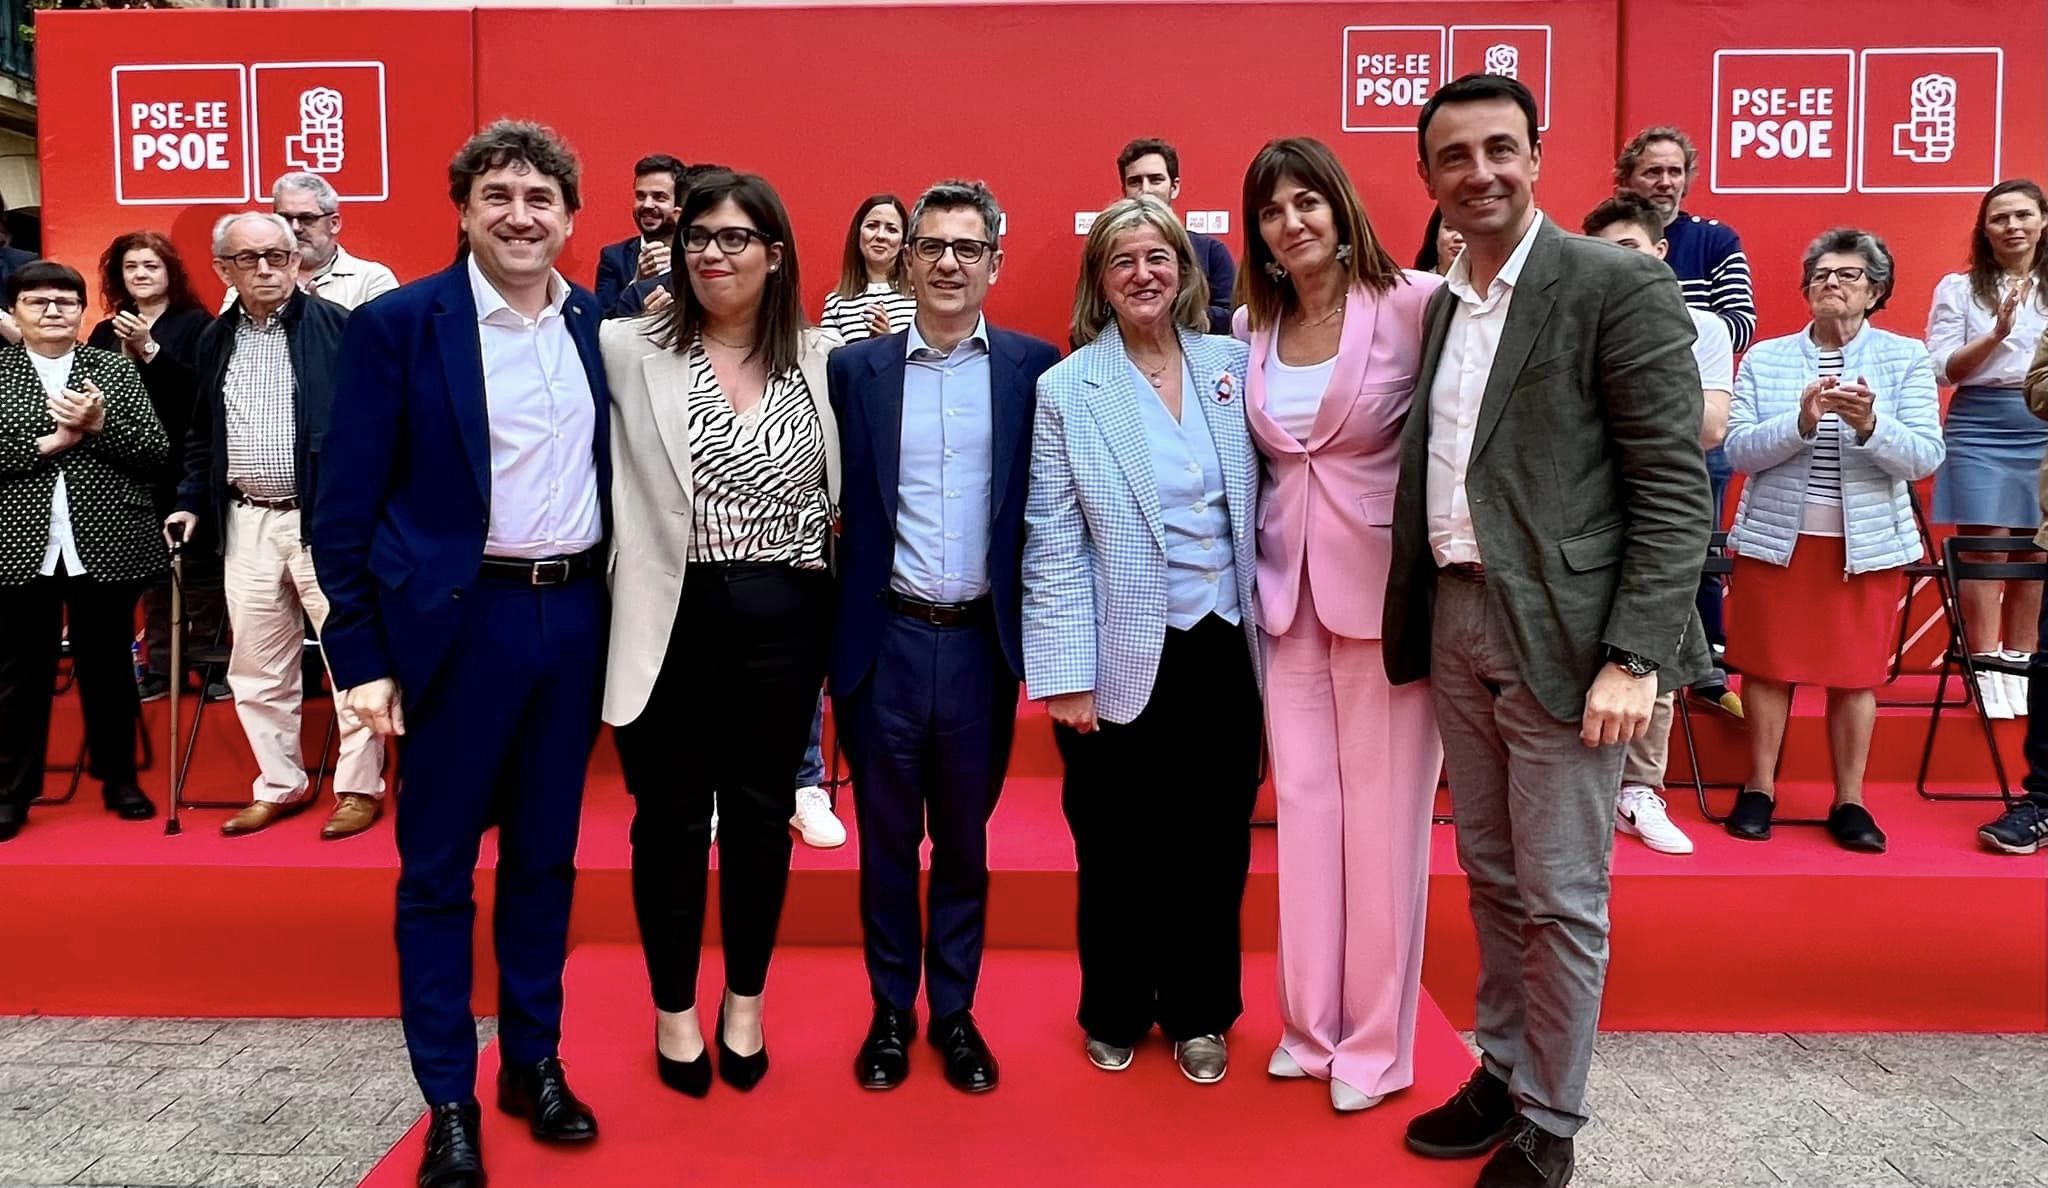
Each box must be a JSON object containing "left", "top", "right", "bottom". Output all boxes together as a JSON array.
[{"left": 796, "top": 691, "right": 826, "bottom": 788}]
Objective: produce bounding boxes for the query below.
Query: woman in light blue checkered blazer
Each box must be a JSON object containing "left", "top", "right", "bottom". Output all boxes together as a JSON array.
[{"left": 1022, "top": 196, "right": 1260, "bottom": 1085}]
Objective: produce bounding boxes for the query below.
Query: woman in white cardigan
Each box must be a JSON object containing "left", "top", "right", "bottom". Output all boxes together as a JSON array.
[{"left": 1720, "top": 227, "right": 1944, "bottom": 853}]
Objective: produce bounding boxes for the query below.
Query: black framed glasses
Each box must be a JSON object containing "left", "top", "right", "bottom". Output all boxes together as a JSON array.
[
  {"left": 682, "top": 226, "right": 773, "bottom": 254},
  {"left": 217, "top": 249, "right": 295, "bottom": 271},
  {"left": 281, "top": 211, "right": 335, "bottom": 227},
  {"left": 909, "top": 236, "right": 994, "bottom": 265},
  {"left": 1807, "top": 266, "right": 1867, "bottom": 287}
]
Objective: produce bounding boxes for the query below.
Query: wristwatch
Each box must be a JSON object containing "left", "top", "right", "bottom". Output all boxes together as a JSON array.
[{"left": 1605, "top": 647, "right": 1658, "bottom": 677}]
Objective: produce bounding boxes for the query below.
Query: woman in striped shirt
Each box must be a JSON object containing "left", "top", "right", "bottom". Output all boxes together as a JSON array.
[
  {"left": 598, "top": 169, "right": 842, "bottom": 1098},
  {"left": 1721, "top": 228, "right": 1944, "bottom": 853},
  {"left": 819, "top": 194, "right": 919, "bottom": 342}
]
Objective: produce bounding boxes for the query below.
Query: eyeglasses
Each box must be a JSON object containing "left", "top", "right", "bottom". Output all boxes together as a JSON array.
[
  {"left": 909, "top": 237, "right": 994, "bottom": 265},
  {"left": 18, "top": 296, "right": 81, "bottom": 314},
  {"left": 218, "top": 250, "right": 296, "bottom": 272},
  {"left": 682, "top": 226, "right": 773, "bottom": 254},
  {"left": 1807, "top": 266, "right": 1867, "bottom": 286},
  {"left": 281, "top": 211, "right": 335, "bottom": 227}
]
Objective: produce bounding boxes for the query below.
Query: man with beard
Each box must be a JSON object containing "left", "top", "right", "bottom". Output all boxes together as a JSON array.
[{"left": 595, "top": 153, "right": 683, "bottom": 316}]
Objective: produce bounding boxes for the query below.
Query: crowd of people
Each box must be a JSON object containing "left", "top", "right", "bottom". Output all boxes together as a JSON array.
[{"left": 2, "top": 69, "right": 2047, "bottom": 1188}]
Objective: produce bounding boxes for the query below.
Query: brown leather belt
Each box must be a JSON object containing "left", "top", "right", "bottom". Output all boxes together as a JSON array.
[
  {"left": 1440, "top": 562, "right": 1487, "bottom": 582},
  {"left": 886, "top": 590, "right": 991, "bottom": 627},
  {"left": 478, "top": 550, "right": 602, "bottom": 586},
  {"left": 231, "top": 488, "right": 299, "bottom": 511}
]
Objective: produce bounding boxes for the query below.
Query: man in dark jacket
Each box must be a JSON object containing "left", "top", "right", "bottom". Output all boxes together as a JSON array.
[
  {"left": 165, "top": 211, "right": 384, "bottom": 841},
  {"left": 1117, "top": 137, "right": 1238, "bottom": 333}
]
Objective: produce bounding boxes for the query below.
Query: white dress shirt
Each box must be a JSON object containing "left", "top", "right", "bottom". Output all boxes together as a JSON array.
[
  {"left": 468, "top": 256, "right": 603, "bottom": 559},
  {"left": 894, "top": 317, "right": 995, "bottom": 603},
  {"left": 1427, "top": 211, "right": 1546, "bottom": 566},
  {"left": 1924, "top": 271, "right": 2048, "bottom": 388},
  {"left": 32, "top": 348, "right": 84, "bottom": 576}
]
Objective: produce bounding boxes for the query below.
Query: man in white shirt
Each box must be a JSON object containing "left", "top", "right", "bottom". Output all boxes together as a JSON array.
[
  {"left": 266, "top": 172, "right": 400, "bottom": 311},
  {"left": 1386, "top": 74, "right": 1711, "bottom": 1188},
  {"left": 1581, "top": 193, "right": 1735, "bottom": 858}
]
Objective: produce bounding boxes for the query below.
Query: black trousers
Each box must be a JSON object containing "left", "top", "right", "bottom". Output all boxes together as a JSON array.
[
  {"left": 614, "top": 562, "right": 831, "bottom": 1012},
  {"left": 1053, "top": 613, "right": 1262, "bottom": 1047},
  {"left": 0, "top": 573, "right": 148, "bottom": 810}
]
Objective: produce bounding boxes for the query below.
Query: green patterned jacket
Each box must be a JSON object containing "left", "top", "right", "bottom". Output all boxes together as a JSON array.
[{"left": 0, "top": 342, "right": 169, "bottom": 586}]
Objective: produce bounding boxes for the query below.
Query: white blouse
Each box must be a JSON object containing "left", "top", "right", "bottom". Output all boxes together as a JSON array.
[
  {"left": 1924, "top": 271, "right": 2048, "bottom": 389},
  {"left": 1262, "top": 350, "right": 1336, "bottom": 443}
]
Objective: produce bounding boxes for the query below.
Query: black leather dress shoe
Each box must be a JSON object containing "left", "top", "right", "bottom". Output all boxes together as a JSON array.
[
  {"left": 0, "top": 803, "right": 24, "bottom": 843},
  {"left": 929, "top": 1011, "right": 998, "bottom": 1094},
  {"left": 417, "top": 1101, "right": 484, "bottom": 1188},
  {"left": 855, "top": 1005, "right": 915, "bottom": 1090},
  {"left": 495, "top": 1057, "right": 597, "bottom": 1143},
  {"left": 102, "top": 782, "right": 157, "bottom": 821},
  {"left": 1405, "top": 1066, "right": 1516, "bottom": 1159},
  {"left": 1476, "top": 1116, "right": 1574, "bottom": 1187}
]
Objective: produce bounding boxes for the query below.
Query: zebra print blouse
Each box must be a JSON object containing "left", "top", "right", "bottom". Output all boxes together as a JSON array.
[{"left": 684, "top": 339, "right": 831, "bottom": 569}]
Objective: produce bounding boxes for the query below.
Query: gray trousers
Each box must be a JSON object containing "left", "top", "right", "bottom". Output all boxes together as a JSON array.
[{"left": 1431, "top": 573, "right": 1623, "bottom": 1138}]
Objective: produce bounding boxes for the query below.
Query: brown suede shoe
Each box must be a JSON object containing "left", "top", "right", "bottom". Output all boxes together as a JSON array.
[
  {"left": 321, "top": 794, "right": 381, "bottom": 840},
  {"left": 220, "top": 800, "right": 300, "bottom": 837}
]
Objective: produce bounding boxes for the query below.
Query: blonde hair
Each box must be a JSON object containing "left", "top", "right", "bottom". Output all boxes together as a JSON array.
[{"left": 1069, "top": 195, "right": 1211, "bottom": 348}]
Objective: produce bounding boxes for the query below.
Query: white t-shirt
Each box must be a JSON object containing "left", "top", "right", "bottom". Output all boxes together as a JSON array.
[
  {"left": 32, "top": 349, "right": 86, "bottom": 576},
  {"left": 1262, "top": 350, "right": 1336, "bottom": 443},
  {"left": 1688, "top": 308, "right": 1734, "bottom": 392}
]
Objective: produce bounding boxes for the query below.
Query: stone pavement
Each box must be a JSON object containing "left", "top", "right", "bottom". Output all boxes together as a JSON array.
[{"left": 0, "top": 1015, "right": 2040, "bottom": 1186}]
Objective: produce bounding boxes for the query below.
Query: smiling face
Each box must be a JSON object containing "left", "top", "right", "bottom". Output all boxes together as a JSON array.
[
  {"left": 1624, "top": 139, "right": 1689, "bottom": 221},
  {"left": 683, "top": 197, "right": 781, "bottom": 320},
  {"left": 459, "top": 162, "right": 573, "bottom": 294},
  {"left": 632, "top": 170, "right": 679, "bottom": 238},
  {"left": 907, "top": 205, "right": 999, "bottom": 324},
  {"left": 1984, "top": 191, "right": 2045, "bottom": 267},
  {"left": 1258, "top": 173, "right": 1340, "bottom": 279},
  {"left": 858, "top": 202, "right": 905, "bottom": 272},
  {"left": 1417, "top": 96, "right": 1542, "bottom": 248},
  {"left": 1102, "top": 222, "right": 1181, "bottom": 333},
  {"left": 121, "top": 248, "right": 168, "bottom": 305}
]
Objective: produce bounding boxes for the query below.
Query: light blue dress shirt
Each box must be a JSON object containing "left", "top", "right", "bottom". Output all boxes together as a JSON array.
[
  {"left": 1130, "top": 360, "right": 1240, "bottom": 629},
  {"left": 892, "top": 317, "right": 995, "bottom": 603}
]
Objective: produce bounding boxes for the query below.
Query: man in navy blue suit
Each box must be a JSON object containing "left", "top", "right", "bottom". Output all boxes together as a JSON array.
[
  {"left": 832, "top": 179, "right": 1060, "bottom": 1095},
  {"left": 314, "top": 121, "right": 610, "bottom": 1188},
  {"left": 592, "top": 152, "right": 682, "bottom": 315}
]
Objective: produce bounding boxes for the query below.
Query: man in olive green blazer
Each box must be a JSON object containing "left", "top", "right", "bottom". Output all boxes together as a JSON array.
[{"left": 1387, "top": 76, "right": 1710, "bottom": 1188}]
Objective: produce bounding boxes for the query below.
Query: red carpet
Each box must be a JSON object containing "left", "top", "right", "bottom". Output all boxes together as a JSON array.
[
  {"left": 357, "top": 946, "right": 1480, "bottom": 1188},
  {"left": 4, "top": 681, "right": 2041, "bottom": 1029}
]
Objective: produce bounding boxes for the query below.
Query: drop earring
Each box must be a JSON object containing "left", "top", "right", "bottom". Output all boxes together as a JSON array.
[
  {"left": 1335, "top": 242, "right": 1353, "bottom": 264},
  {"left": 1264, "top": 261, "right": 1287, "bottom": 281}
]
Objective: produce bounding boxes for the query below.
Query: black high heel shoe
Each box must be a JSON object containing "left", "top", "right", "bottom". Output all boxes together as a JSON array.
[
  {"left": 655, "top": 1021, "right": 711, "bottom": 1098},
  {"left": 716, "top": 998, "right": 769, "bottom": 1091}
]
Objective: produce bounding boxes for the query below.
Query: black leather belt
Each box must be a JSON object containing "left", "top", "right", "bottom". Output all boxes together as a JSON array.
[
  {"left": 478, "top": 550, "right": 601, "bottom": 586},
  {"left": 1440, "top": 562, "right": 1487, "bottom": 582},
  {"left": 231, "top": 488, "right": 299, "bottom": 511},
  {"left": 886, "top": 590, "right": 991, "bottom": 627}
]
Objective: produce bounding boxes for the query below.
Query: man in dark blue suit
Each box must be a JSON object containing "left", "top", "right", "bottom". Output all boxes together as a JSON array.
[
  {"left": 1117, "top": 137, "right": 1238, "bottom": 333},
  {"left": 592, "top": 152, "right": 682, "bottom": 315},
  {"left": 832, "top": 180, "right": 1059, "bottom": 1095},
  {"left": 314, "top": 121, "right": 610, "bottom": 1188}
]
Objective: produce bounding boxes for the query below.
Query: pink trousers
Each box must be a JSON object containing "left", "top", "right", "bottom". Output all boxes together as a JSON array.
[{"left": 1264, "top": 593, "right": 1442, "bottom": 1095}]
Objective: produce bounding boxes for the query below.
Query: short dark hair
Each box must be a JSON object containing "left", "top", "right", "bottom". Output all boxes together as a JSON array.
[
  {"left": 633, "top": 153, "right": 685, "bottom": 186},
  {"left": 1117, "top": 138, "right": 1179, "bottom": 184},
  {"left": 448, "top": 120, "right": 582, "bottom": 213},
  {"left": 1416, "top": 73, "right": 1541, "bottom": 162},
  {"left": 655, "top": 170, "right": 807, "bottom": 376},
  {"left": 1581, "top": 193, "right": 1665, "bottom": 245},
  {"left": 7, "top": 260, "right": 86, "bottom": 306}
]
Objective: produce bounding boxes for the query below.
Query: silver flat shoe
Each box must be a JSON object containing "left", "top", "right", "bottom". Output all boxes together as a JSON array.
[
  {"left": 1085, "top": 1037, "right": 1134, "bottom": 1071},
  {"left": 1331, "top": 1077, "right": 1385, "bottom": 1112},
  {"left": 1174, "top": 1035, "right": 1228, "bottom": 1084},
  {"left": 1267, "top": 1046, "right": 1307, "bottom": 1078}
]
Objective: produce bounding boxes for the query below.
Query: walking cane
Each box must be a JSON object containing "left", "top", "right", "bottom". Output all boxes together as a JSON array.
[{"left": 164, "top": 526, "right": 184, "bottom": 836}]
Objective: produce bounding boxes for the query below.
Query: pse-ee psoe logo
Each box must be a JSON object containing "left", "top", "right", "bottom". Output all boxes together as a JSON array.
[
  {"left": 1341, "top": 25, "right": 1552, "bottom": 134},
  {"left": 114, "top": 61, "right": 389, "bottom": 206}
]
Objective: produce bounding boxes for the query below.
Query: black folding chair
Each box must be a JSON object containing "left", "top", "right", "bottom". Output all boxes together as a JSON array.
[
  {"left": 1877, "top": 490, "right": 1947, "bottom": 707},
  {"left": 1915, "top": 534, "right": 2045, "bottom": 804}
]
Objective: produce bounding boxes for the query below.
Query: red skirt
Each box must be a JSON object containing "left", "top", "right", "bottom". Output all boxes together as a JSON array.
[{"left": 1726, "top": 536, "right": 1906, "bottom": 689}]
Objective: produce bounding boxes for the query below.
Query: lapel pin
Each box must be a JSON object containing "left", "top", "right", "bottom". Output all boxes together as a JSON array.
[{"left": 1214, "top": 373, "right": 1235, "bottom": 404}]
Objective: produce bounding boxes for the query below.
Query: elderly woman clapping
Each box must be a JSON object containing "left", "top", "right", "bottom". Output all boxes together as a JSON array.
[
  {"left": 1023, "top": 195, "right": 1260, "bottom": 1083},
  {"left": 1721, "top": 228, "right": 1944, "bottom": 853}
]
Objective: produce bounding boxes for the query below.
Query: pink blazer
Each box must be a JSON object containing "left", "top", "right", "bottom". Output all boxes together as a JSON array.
[{"left": 1237, "top": 271, "right": 1443, "bottom": 639}]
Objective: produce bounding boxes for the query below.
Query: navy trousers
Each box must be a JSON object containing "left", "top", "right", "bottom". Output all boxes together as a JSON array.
[
  {"left": 839, "top": 611, "right": 1017, "bottom": 1021},
  {"left": 393, "top": 573, "right": 605, "bottom": 1105}
]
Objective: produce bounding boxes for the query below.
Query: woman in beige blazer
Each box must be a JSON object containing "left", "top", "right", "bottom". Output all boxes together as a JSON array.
[{"left": 599, "top": 170, "right": 841, "bottom": 1099}]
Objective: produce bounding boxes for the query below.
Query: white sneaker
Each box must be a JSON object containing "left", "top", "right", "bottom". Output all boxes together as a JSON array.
[
  {"left": 1616, "top": 784, "right": 1694, "bottom": 855},
  {"left": 789, "top": 786, "right": 846, "bottom": 848},
  {"left": 2001, "top": 659, "right": 2031, "bottom": 717},
  {"left": 1975, "top": 669, "right": 2015, "bottom": 720}
]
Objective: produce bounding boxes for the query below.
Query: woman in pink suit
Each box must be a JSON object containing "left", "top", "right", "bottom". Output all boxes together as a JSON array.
[{"left": 1233, "top": 137, "right": 1444, "bottom": 1113}]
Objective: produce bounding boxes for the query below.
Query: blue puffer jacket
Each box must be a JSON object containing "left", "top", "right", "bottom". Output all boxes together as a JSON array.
[{"left": 1723, "top": 323, "right": 1944, "bottom": 574}]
